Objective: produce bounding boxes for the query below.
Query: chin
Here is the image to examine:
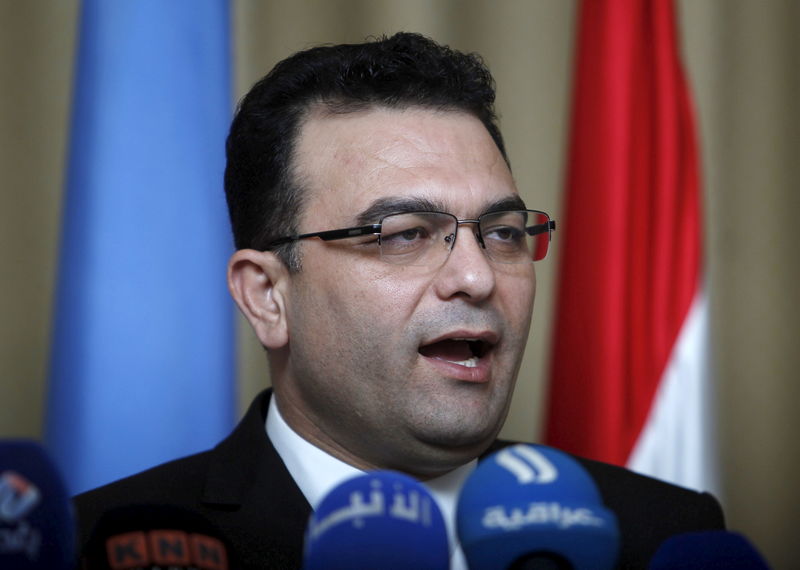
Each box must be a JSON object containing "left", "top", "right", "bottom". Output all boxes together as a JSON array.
[
  {"left": 416, "top": 421, "right": 500, "bottom": 453},
  {"left": 388, "top": 438, "right": 494, "bottom": 479}
]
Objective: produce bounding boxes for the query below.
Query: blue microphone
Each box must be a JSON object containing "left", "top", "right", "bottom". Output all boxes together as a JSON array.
[
  {"left": 457, "top": 444, "right": 619, "bottom": 570},
  {"left": 649, "top": 530, "right": 771, "bottom": 569},
  {"left": 0, "top": 439, "right": 75, "bottom": 569},
  {"left": 303, "top": 471, "right": 450, "bottom": 570}
]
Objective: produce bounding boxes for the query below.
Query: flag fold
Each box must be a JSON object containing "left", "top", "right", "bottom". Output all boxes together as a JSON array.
[
  {"left": 545, "top": 0, "right": 715, "bottom": 492},
  {"left": 46, "top": 0, "right": 235, "bottom": 495}
]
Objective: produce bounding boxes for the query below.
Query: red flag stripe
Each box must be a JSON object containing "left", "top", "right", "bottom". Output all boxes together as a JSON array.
[{"left": 545, "top": 0, "right": 701, "bottom": 467}]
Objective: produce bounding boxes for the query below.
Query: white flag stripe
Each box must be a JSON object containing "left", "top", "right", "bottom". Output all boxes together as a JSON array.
[{"left": 627, "top": 290, "right": 718, "bottom": 493}]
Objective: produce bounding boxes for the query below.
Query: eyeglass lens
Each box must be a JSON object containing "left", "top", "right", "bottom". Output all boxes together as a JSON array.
[{"left": 377, "top": 210, "right": 550, "bottom": 266}]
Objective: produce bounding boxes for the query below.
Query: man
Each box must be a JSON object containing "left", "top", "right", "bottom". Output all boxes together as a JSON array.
[{"left": 75, "top": 33, "right": 723, "bottom": 568}]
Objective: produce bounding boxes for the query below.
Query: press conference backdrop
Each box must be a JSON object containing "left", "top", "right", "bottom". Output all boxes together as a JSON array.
[{"left": 0, "top": 1, "right": 797, "bottom": 567}]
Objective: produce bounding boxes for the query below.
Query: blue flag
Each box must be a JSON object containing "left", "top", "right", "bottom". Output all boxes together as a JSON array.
[{"left": 46, "top": 0, "right": 235, "bottom": 495}]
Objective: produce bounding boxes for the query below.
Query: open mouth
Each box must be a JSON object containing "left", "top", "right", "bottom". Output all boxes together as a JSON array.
[{"left": 418, "top": 337, "right": 493, "bottom": 368}]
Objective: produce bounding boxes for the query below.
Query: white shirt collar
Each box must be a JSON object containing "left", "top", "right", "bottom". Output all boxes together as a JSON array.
[{"left": 266, "top": 394, "right": 474, "bottom": 569}]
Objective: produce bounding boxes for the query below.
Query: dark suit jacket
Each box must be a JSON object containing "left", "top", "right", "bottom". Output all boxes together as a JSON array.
[{"left": 74, "top": 389, "right": 724, "bottom": 569}]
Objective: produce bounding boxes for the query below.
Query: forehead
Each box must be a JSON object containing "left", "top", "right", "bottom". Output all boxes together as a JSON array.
[{"left": 293, "top": 107, "right": 517, "bottom": 225}]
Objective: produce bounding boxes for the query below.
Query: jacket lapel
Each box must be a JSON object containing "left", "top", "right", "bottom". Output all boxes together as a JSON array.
[{"left": 200, "top": 389, "right": 312, "bottom": 568}]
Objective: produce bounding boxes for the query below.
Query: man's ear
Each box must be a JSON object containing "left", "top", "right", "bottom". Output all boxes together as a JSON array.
[{"left": 227, "top": 249, "right": 290, "bottom": 349}]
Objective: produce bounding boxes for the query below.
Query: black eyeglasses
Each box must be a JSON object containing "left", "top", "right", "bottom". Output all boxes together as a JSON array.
[{"left": 266, "top": 209, "right": 555, "bottom": 267}]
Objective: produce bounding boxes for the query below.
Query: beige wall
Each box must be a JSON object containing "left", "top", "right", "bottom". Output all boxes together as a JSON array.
[
  {"left": 0, "top": 2, "right": 75, "bottom": 439},
  {"left": 1, "top": 1, "right": 797, "bottom": 567},
  {"left": 678, "top": 2, "right": 800, "bottom": 567}
]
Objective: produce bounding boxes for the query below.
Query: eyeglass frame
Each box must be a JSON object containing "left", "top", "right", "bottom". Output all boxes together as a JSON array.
[{"left": 265, "top": 209, "right": 556, "bottom": 265}]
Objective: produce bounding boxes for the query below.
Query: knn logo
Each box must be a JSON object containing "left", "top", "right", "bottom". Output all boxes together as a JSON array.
[
  {"left": 495, "top": 445, "right": 558, "bottom": 484},
  {"left": 106, "top": 530, "right": 228, "bottom": 570},
  {"left": 0, "top": 471, "right": 41, "bottom": 522}
]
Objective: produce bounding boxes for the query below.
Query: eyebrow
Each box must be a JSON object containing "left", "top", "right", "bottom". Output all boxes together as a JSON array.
[
  {"left": 354, "top": 194, "right": 529, "bottom": 225},
  {"left": 482, "top": 195, "right": 528, "bottom": 214},
  {"left": 355, "top": 197, "right": 447, "bottom": 225}
]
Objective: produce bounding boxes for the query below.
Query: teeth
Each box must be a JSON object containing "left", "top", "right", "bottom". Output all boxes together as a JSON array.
[{"left": 446, "top": 356, "right": 479, "bottom": 368}]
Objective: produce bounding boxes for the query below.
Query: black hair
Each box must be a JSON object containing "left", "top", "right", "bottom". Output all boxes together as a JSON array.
[{"left": 224, "top": 32, "right": 507, "bottom": 270}]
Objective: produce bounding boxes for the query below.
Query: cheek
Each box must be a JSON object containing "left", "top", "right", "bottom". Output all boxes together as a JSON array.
[
  {"left": 498, "top": 272, "right": 537, "bottom": 326},
  {"left": 347, "top": 260, "right": 431, "bottom": 319},
  {"left": 521, "top": 274, "right": 537, "bottom": 312},
  {"left": 294, "top": 257, "right": 427, "bottom": 341}
]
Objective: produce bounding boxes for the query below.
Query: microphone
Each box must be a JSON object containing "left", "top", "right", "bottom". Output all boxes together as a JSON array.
[
  {"left": 80, "top": 504, "right": 234, "bottom": 569},
  {"left": 0, "top": 439, "right": 75, "bottom": 569},
  {"left": 648, "top": 530, "right": 771, "bottom": 569},
  {"left": 457, "top": 444, "right": 619, "bottom": 570},
  {"left": 303, "top": 470, "right": 450, "bottom": 570}
]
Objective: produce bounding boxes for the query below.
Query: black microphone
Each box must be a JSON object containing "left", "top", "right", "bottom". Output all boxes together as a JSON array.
[
  {"left": 80, "top": 504, "right": 235, "bottom": 570},
  {"left": 303, "top": 470, "right": 450, "bottom": 569},
  {"left": 457, "top": 444, "right": 619, "bottom": 570},
  {"left": 0, "top": 439, "right": 75, "bottom": 569},
  {"left": 648, "top": 530, "right": 771, "bottom": 569}
]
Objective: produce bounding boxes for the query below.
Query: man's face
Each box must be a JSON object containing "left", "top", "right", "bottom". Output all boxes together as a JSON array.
[{"left": 277, "top": 107, "right": 536, "bottom": 476}]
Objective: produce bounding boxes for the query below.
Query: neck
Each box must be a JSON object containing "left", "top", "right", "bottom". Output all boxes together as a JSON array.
[{"left": 271, "top": 386, "right": 481, "bottom": 479}]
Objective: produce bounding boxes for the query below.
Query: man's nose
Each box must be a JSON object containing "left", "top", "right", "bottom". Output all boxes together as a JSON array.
[{"left": 433, "top": 222, "right": 496, "bottom": 302}]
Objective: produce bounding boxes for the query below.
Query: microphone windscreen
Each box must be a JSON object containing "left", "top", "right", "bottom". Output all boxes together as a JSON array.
[
  {"left": 457, "top": 444, "right": 619, "bottom": 570},
  {"left": 648, "top": 530, "right": 771, "bottom": 569},
  {"left": 0, "top": 439, "right": 75, "bottom": 569},
  {"left": 303, "top": 470, "right": 450, "bottom": 570},
  {"left": 80, "top": 504, "right": 234, "bottom": 570}
]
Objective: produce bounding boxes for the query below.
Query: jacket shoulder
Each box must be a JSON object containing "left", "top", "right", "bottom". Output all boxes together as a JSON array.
[
  {"left": 72, "top": 390, "right": 310, "bottom": 569},
  {"left": 73, "top": 450, "right": 213, "bottom": 542}
]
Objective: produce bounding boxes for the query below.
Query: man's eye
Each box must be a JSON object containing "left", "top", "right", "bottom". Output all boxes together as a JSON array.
[
  {"left": 379, "top": 226, "right": 435, "bottom": 256},
  {"left": 384, "top": 227, "right": 429, "bottom": 243},
  {"left": 485, "top": 226, "right": 523, "bottom": 242}
]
